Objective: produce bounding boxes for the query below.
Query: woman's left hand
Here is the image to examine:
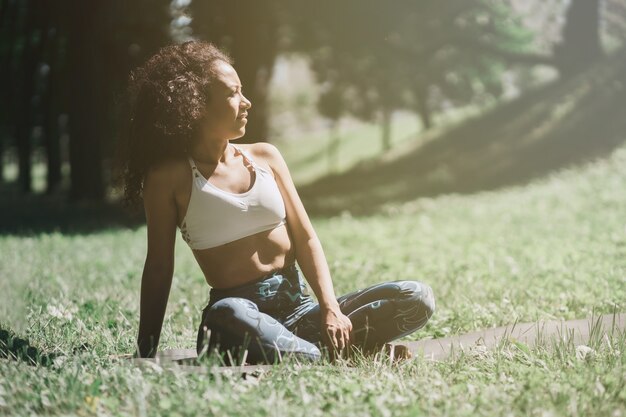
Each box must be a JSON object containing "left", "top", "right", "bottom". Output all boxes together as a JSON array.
[{"left": 321, "top": 308, "right": 353, "bottom": 354}]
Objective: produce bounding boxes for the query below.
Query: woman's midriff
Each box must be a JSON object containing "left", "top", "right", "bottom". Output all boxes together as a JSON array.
[{"left": 192, "top": 223, "right": 295, "bottom": 289}]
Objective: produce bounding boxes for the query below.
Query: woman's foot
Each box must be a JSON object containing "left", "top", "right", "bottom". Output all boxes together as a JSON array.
[{"left": 384, "top": 343, "right": 413, "bottom": 362}]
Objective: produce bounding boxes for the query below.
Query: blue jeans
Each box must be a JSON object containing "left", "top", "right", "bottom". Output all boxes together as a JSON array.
[{"left": 196, "top": 264, "right": 435, "bottom": 364}]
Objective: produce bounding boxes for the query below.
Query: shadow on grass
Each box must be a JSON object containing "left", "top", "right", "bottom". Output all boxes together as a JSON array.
[
  {"left": 299, "top": 48, "right": 626, "bottom": 217},
  {"left": 0, "top": 189, "right": 145, "bottom": 236},
  {"left": 0, "top": 325, "right": 55, "bottom": 366}
]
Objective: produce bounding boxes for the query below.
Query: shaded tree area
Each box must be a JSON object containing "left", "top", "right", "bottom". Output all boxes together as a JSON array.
[
  {"left": 1, "top": 0, "right": 624, "bottom": 220},
  {"left": 190, "top": 0, "right": 282, "bottom": 143},
  {"left": 286, "top": 0, "right": 538, "bottom": 152},
  {"left": 290, "top": 0, "right": 626, "bottom": 157},
  {"left": 66, "top": 0, "right": 171, "bottom": 201},
  {"left": 554, "top": 0, "right": 604, "bottom": 77},
  {"left": 187, "top": 0, "right": 578, "bottom": 151},
  {"left": 605, "top": 0, "right": 626, "bottom": 48},
  {"left": 299, "top": 45, "right": 626, "bottom": 216},
  {"left": 0, "top": 0, "right": 170, "bottom": 202}
]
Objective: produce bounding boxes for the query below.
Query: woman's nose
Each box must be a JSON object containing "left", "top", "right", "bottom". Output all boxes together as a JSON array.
[{"left": 241, "top": 94, "right": 252, "bottom": 109}]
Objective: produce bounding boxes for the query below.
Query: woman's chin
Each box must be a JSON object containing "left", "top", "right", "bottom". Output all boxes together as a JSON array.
[{"left": 230, "top": 129, "right": 246, "bottom": 140}]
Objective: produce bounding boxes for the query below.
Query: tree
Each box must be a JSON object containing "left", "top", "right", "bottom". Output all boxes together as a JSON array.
[
  {"left": 554, "top": 0, "right": 604, "bottom": 76},
  {"left": 41, "top": 11, "right": 63, "bottom": 194},
  {"left": 190, "top": 0, "right": 283, "bottom": 143},
  {"left": 0, "top": 1, "right": 171, "bottom": 199},
  {"left": 605, "top": 0, "right": 626, "bottom": 49},
  {"left": 0, "top": 0, "right": 22, "bottom": 185},
  {"left": 66, "top": 0, "right": 106, "bottom": 200},
  {"left": 317, "top": 85, "right": 344, "bottom": 171},
  {"left": 2, "top": 0, "right": 68, "bottom": 193},
  {"left": 15, "top": 0, "right": 49, "bottom": 193},
  {"left": 65, "top": 0, "right": 171, "bottom": 201},
  {"left": 287, "top": 0, "right": 534, "bottom": 149}
]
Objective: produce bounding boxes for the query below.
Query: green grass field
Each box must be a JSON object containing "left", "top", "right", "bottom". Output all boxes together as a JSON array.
[
  {"left": 275, "top": 112, "right": 420, "bottom": 186},
  {"left": 1, "top": 136, "right": 625, "bottom": 416},
  {"left": 275, "top": 107, "right": 482, "bottom": 186}
]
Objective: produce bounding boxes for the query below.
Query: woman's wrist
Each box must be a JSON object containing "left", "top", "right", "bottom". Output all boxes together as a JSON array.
[{"left": 320, "top": 300, "right": 341, "bottom": 313}]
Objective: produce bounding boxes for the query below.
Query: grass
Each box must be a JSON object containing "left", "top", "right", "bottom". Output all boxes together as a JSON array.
[
  {"left": 276, "top": 105, "right": 486, "bottom": 187},
  {"left": 275, "top": 112, "right": 420, "bottom": 186},
  {"left": 1, "top": 135, "right": 626, "bottom": 415}
]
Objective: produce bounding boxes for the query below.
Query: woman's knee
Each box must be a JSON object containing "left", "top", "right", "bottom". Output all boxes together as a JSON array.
[
  {"left": 395, "top": 280, "right": 436, "bottom": 319},
  {"left": 205, "top": 297, "right": 258, "bottom": 324},
  {"left": 197, "top": 297, "right": 259, "bottom": 354}
]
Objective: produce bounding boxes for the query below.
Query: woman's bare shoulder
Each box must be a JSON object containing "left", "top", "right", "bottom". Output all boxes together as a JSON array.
[
  {"left": 239, "top": 142, "right": 282, "bottom": 163},
  {"left": 238, "top": 143, "right": 286, "bottom": 176}
]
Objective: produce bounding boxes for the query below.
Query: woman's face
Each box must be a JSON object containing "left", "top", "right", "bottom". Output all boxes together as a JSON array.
[{"left": 202, "top": 60, "right": 252, "bottom": 141}]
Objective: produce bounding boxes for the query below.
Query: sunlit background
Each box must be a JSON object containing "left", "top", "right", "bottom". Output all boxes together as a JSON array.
[
  {"left": 1, "top": 0, "right": 625, "bottom": 225},
  {"left": 2, "top": 5, "right": 626, "bottom": 415}
]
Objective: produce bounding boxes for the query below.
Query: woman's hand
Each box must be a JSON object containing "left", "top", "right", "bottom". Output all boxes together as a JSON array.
[
  {"left": 321, "top": 308, "right": 353, "bottom": 355},
  {"left": 136, "top": 163, "right": 180, "bottom": 358},
  {"left": 258, "top": 143, "right": 352, "bottom": 356}
]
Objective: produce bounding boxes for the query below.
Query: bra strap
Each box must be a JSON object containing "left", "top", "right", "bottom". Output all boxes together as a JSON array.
[
  {"left": 188, "top": 146, "right": 255, "bottom": 177},
  {"left": 187, "top": 157, "right": 201, "bottom": 178},
  {"left": 231, "top": 144, "right": 257, "bottom": 171}
]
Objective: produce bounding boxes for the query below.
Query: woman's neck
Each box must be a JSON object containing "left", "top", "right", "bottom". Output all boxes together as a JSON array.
[{"left": 191, "top": 139, "right": 231, "bottom": 165}]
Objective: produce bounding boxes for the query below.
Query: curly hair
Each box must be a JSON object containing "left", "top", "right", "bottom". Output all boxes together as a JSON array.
[{"left": 117, "top": 41, "right": 232, "bottom": 207}]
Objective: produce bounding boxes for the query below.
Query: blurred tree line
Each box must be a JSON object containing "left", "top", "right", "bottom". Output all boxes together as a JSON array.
[
  {"left": 0, "top": 0, "right": 171, "bottom": 200},
  {"left": 0, "top": 0, "right": 623, "bottom": 202}
]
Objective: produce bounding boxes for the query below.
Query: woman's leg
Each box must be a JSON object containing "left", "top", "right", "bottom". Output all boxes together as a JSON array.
[
  {"left": 291, "top": 281, "right": 435, "bottom": 352},
  {"left": 196, "top": 297, "right": 321, "bottom": 364}
]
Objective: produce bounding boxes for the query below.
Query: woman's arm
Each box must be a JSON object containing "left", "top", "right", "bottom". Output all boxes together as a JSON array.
[
  {"left": 258, "top": 143, "right": 352, "bottom": 352},
  {"left": 135, "top": 166, "right": 179, "bottom": 358}
]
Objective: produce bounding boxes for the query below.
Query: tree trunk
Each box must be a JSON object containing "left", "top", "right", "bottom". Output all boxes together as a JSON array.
[
  {"left": 414, "top": 84, "right": 432, "bottom": 131},
  {"left": 0, "top": 0, "right": 7, "bottom": 21},
  {"left": 0, "top": 130, "right": 3, "bottom": 183},
  {"left": 16, "top": 0, "right": 40, "bottom": 193},
  {"left": 0, "top": 0, "right": 18, "bottom": 184},
  {"left": 554, "top": 0, "right": 604, "bottom": 77},
  {"left": 43, "top": 24, "right": 62, "bottom": 193},
  {"left": 327, "top": 119, "right": 340, "bottom": 174},
  {"left": 191, "top": 0, "right": 279, "bottom": 143},
  {"left": 232, "top": 48, "right": 274, "bottom": 144},
  {"left": 67, "top": 0, "right": 104, "bottom": 201},
  {"left": 381, "top": 109, "right": 392, "bottom": 152}
]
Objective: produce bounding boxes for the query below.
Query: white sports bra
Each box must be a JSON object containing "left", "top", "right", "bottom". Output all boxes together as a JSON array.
[{"left": 179, "top": 144, "right": 286, "bottom": 250}]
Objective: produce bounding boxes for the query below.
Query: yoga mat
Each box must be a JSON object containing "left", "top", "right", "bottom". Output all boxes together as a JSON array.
[
  {"left": 387, "top": 313, "right": 625, "bottom": 360},
  {"left": 131, "top": 313, "right": 625, "bottom": 372}
]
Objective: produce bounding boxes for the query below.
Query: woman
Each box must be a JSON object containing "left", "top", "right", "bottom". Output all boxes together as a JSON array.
[{"left": 122, "top": 41, "right": 435, "bottom": 364}]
